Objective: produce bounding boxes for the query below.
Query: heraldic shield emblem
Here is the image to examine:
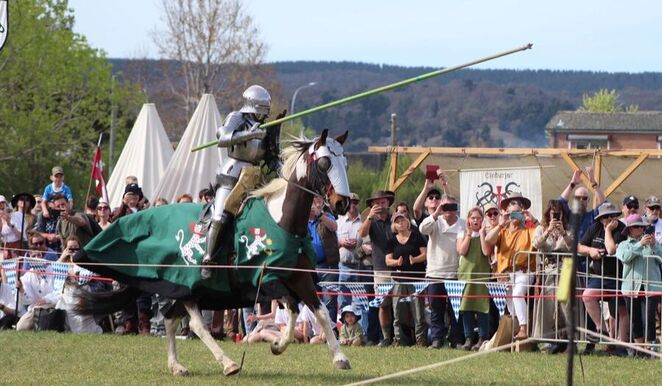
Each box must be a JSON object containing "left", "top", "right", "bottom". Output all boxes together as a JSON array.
[{"left": 0, "top": 0, "right": 7, "bottom": 52}]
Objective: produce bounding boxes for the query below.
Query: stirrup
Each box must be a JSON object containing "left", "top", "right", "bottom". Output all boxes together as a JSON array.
[{"left": 200, "top": 258, "right": 215, "bottom": 279}]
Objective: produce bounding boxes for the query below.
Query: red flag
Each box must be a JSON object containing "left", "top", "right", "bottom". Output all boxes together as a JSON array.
[{"left": 90, "top": 146, "right": 108, "bottom": 203}]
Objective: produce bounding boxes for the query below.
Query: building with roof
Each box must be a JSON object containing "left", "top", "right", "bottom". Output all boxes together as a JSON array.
[{"left": 545, "top": 111, "right": 662, "bottom": 149}]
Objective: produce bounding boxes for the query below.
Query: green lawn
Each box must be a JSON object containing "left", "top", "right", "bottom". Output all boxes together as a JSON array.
[{"left": 0, "top": 332, "right": 659, "bottom": 385}]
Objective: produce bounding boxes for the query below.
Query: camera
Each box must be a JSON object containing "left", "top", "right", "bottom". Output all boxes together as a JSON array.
[
  {"left": 441, "top": 203, "right": 458, "bottom": 212},
  {"left": 644, "top": 225, "right": 655, "bottom": 235},
  {"left": 552, "top": 213, "right": 560, "bottom": 221}
]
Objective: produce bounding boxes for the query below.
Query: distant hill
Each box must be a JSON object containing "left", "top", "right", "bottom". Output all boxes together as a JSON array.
[{"left": 110, "top": 59, "right": 662, "bottom": 151}]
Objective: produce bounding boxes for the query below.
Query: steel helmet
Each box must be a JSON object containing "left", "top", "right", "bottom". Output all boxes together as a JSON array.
[{"left": 239, "top": 85, "right": 271, "bottom": 117}]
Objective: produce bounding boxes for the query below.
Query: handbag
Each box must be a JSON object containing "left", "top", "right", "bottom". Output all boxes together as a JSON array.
[
  {"left": 491, "top": 314, "right": 519, "bottom": 350},
  {"left": 33, "top": 307, "right": 66, "bottom": 332}
]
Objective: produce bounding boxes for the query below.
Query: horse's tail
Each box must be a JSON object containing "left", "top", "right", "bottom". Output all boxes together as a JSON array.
[{"left": 73, "top": 285, "right": 141, "bottom": 316}]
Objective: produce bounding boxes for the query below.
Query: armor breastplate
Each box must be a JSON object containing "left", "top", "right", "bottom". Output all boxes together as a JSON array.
[{"left": 227, "top": 138, "right": 265, "bottom": 164}]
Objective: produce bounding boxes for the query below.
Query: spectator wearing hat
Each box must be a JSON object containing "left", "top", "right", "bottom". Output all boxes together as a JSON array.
[
  {"left": 386, "top": 211, "right": 427, "bottom": 346},
  {"left": 616, "top": 214, "right": 662, "bottom": 348},
  {"left": 111, "top": 183, "right": 143, "bottom": 221},
  {"left": 336, "top": 193, "right": 364, "bottom": 313},
  {"left": 40, "top": 166, "right": 74, "bottom": 219},
  {"left": 578, "top": 202, "right": 629, "bottom": 355},
  {"left": 338, "top": 305, "right": 365, "bottom": 346},
  {"left": 642, "top": 196, "right": 662, "bottom": 242},
  {"left": 109, "top": 183, "right": 151, "bottom": 335},
  {"left": 2, "top": 193, "right": 37, "bottom": 258},
  {"left": 359, "top": 190, "right": 396, "bottom": 346},
  {"left": 1, "top": 195, "right": 20, "bottom": 259},
  {"left": 420, "top": 193, "right": 466, "bottom": 348},
  {"left": 622, "top": 195, "right": 640, "bottom": 219},
  {"left": 559, "top": 168, "right": 605, "bottom": 240},
  {"left": 485, "top": 192, "right": 538, "bottom": 340},
  {"left": 413, "top": 177, "right": 445, "bottom": 225}
]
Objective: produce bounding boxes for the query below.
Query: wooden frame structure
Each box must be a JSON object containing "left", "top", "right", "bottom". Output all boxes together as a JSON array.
[{"left": 369, "top": 146, "right": 662, "bottom": 203}]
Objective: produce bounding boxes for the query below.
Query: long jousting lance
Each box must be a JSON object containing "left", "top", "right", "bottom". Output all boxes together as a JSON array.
[{"left": 191, "top": 43, "right": 533, "bottom": 152}]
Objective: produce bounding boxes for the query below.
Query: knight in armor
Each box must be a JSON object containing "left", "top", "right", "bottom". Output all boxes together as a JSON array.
[{"left": 201, "top": 85, "right": 284, "bottom": 279}]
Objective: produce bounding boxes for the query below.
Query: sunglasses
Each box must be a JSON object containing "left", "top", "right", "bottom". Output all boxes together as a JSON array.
[
  {"left": 350, "top": 200, "right": 359, "bottom": 205},
  {"left": 575, "top": 196, "right": 589, "bottom": 201},
  {"left": 626, "top": 203, "right": 639, "bottom": 210},
  {"left": 427, "top": 195, "right": 441, "bottom": 200},
  {"left": 648, "top": 206, "right": 661, "bottom": 211},
  {"left": 68, "top": 247, "right": 80, "bottom": 252},
  {"left": 97, "top": 206, "right": 110, "bottom": 210},
  {"left": 486, "top": 211, "right": 499, "bottom": 217},
  {"left": 31, "top": 241, "right": 45, "bottom": 247}
]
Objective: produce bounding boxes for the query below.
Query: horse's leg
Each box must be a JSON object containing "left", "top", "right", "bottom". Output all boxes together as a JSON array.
[
  {"left": 271, "top": 298, "right": 299, "bottom": 355},
  {"left": 165, "top": 314, "right": 188, "bottom": 376},
  {"left": 183, "top": 300, "right": 240, "bottom": 377},
  {"left": 287, "top": 264, "right": 351, "bottom": 370}
]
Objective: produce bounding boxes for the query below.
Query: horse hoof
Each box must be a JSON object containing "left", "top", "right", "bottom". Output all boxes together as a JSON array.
[
  {"left": 223, "top": 362, "right": 241, "bottom": 377},
  {"left": 270, "top": 342, "right": 284, "bottom": 356},
  {"left": 170, "top": 364, "right": 189, "bottom": 376},
  {"left": 334, "top": 359, "right": 352, "bottom": 370}
]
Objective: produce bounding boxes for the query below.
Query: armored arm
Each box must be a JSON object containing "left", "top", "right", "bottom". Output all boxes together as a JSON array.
[{"left": 217, "top": 112, "right": 267, "bottom": 148}]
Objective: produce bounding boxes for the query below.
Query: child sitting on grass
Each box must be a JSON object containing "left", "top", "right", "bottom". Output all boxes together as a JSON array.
[{"left": 338, "top": 305, "right": 365, "bottom": 346}]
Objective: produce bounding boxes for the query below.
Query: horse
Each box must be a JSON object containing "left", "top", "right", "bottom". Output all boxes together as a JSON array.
[{"left": 73, "top": 129, "right": 353, "bottom": 377}]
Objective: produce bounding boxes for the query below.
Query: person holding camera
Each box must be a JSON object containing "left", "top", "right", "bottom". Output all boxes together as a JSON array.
[
  {"left": 485, "top": 192, "right": 537, "bottom": 340},
  {"left": 420, "top": 194, "right": 466, "bottom": 348},
  {"left": 578, "top": 202, "right": 629, "bottom": 355},
  {"left": 532, "top": 199, "right": 573, "bottom": 352},
  {"left": 616, "top": 214, "right": 662, "bottom": 349},
  {"left": 359, "top": 190, "right": 395, "bottom": 347}
]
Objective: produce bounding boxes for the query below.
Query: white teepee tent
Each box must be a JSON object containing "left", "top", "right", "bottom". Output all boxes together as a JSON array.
[
  {"left": 152, "top": 94, "right": 224, "bottom": 203},
  {"left": 106, "top": 103, "right": 174, "bottom": 208}
]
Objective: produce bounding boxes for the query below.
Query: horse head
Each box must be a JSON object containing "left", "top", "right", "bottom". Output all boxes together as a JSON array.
[{"left": 304, "top": 129, "right": 351, "bottom": 216}]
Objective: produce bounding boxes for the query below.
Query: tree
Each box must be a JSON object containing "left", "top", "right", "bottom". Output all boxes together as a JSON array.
[
  {"left": 0, "top": 0, "right": 144, "bottom": 203},
  {"left": 153, "top": 0, "right": 281, "bottom": 121},
  {"left": 578, "top": 88, "right": 639, "bottom": 112}
]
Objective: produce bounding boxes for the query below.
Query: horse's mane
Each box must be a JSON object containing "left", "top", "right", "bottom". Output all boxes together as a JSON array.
[{"left": 250, "top": 136, "right": 315, "bottom": 200}]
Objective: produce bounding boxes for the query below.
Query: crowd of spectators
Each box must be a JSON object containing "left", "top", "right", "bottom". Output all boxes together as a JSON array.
[{"left": 1, "top": 164, "right": 660, "bottom": 359}]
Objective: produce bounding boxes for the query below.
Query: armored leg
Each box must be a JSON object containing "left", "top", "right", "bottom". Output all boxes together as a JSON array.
[{"left": 201, "top": 176, "right": 236, "bottom": 279}]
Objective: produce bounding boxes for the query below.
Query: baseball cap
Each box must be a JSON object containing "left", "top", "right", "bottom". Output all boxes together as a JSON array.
[
  {"left": 427, "top": 188, "right": 442, "bottom": 198},
  {"left": 623, "top": 195, "right": 639, "bottom": 206},
  {"left": 644, "top": 196, "right": 661, "bottom": 208},
  {"left": 124, "top": 183, "right": 143, "bottom": 199},
  {"left": 52, "top": 166, "right": 64, "bottom": 176},
  {"left": 0, "top": 195, "right": 6, "bottom": 203}
]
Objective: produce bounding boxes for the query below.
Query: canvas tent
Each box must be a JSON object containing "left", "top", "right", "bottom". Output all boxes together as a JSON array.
[
  {"left": 106, "top": 103, "right": 174, "bottom": 208},
  {"left": 152, "top": 94, "right": 224, "bottom": 203}
]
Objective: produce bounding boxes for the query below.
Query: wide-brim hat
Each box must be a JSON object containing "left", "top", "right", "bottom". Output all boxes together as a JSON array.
[
  {"left": 594, "top": 202, "right": 621, "bottom": 220},
  {"left": 500, "top": 192, "right": 531, "bottom": 211},
  {"left": 365, "top": 190, "right": 395, "bottom": 207},
  {"left": 11, "top": 192, "right": 36, "bottom": 210},
  {"left": 340, "top": 305, "right": 361, "bottom": 321},
  {"left": 622, "top": 214, "right": 648, "bottom": 235}
]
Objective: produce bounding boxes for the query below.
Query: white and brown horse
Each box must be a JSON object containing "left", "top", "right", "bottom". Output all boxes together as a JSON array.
[{"left": 74, "top": 129, "right": 352, "bottom": 377}]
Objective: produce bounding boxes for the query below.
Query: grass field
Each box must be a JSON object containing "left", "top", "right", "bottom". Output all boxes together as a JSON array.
[{"left": 0, "top": 332, "right": 659, "bottom": 385}]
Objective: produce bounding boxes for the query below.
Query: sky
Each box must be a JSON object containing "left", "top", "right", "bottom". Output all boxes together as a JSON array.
[{"left": 68, "top": 0, "right": 662, "bottom": 73}]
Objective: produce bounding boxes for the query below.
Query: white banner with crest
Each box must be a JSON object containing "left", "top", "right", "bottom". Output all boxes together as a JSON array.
[
  {"left": 459, "top": 167, "right": 542, "bottom": 220},
  {"left": 0, "top": 0, "right": 7, "bottom": 51}
]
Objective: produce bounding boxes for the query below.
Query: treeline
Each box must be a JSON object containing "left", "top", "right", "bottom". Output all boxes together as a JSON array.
[{"left": 111, "top": 59, "right": 662, "bottom": 151}]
